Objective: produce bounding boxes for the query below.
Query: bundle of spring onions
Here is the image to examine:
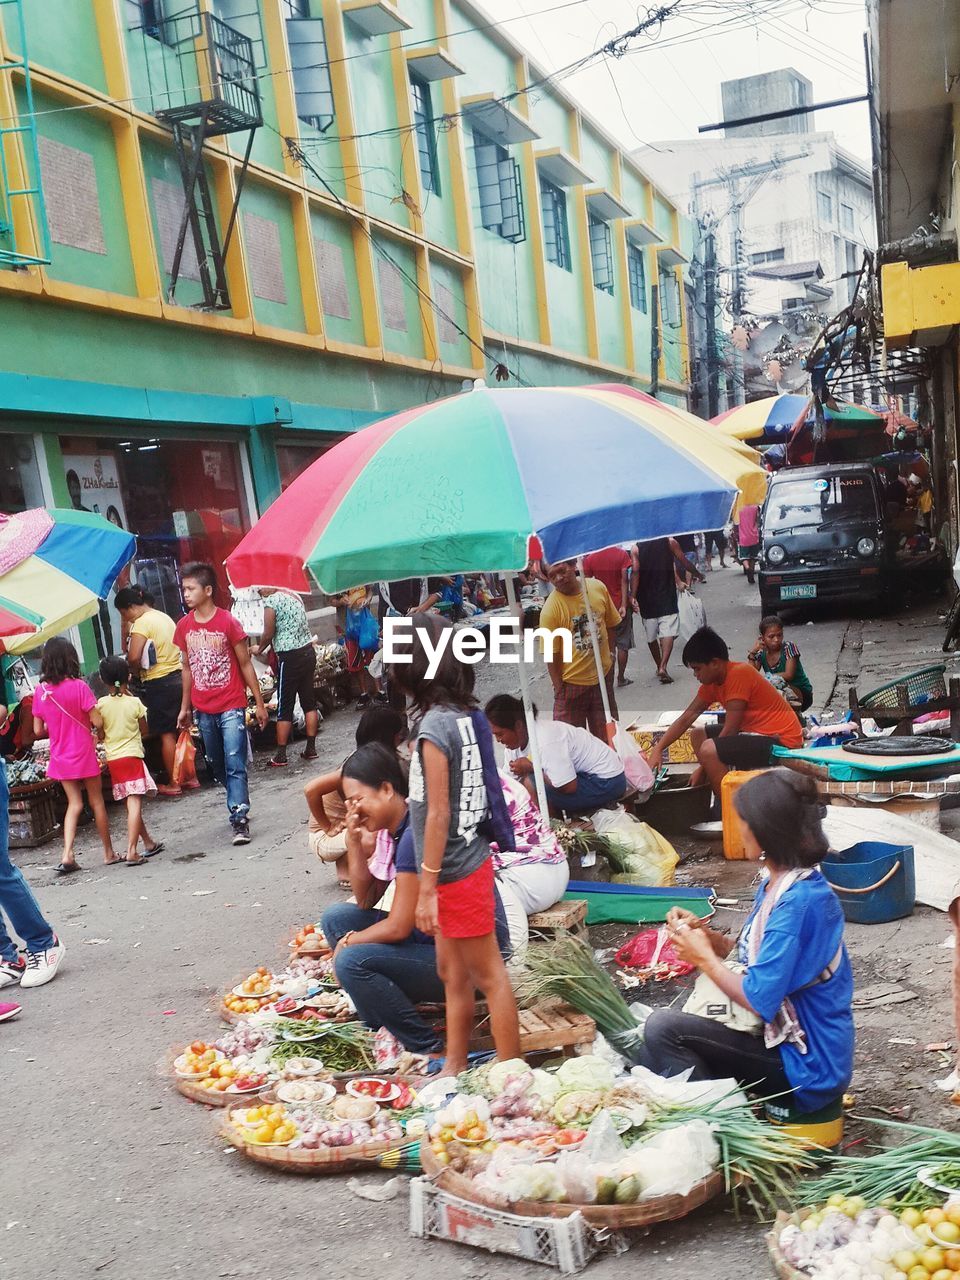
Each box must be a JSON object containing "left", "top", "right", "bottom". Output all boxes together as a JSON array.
[
  {"left": 518, "top": 935, "right": 643, "bottom": 1055},
  {"left": 269, "top": 1020, "right": 374, "bottom": 1072},
  {"left": 643, "top": 1087, "right": 817, "bottom": 1217},
  {"left": 798, "top": 1117, "right": 960, "bottom": 1208}
]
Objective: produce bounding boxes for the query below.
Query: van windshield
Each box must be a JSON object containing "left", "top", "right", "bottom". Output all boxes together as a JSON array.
[{"left": 766, "top": 474, "right": 877, "bottom": 535}]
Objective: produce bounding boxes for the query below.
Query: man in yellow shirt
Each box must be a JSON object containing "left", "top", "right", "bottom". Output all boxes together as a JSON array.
[
  {"left": 114, "top": 587, "right": 186, "bottom": 797},
  {"left": 539, "top": 560, "right": 621, "bottom": 742}
]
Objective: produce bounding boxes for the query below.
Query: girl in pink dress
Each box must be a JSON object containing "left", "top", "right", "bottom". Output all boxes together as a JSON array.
[{"left": 33, "top": 639, "right": 119, "bottom": 874}]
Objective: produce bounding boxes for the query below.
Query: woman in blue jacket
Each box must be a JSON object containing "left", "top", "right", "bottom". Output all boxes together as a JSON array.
[{"left": 638, "top": 769, "right": 854, "bottom": 1114}]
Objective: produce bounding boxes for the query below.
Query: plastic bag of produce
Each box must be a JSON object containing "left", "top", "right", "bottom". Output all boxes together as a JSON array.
[
  {"left": 580, "top": 1109, "right": 627, "bottom": 1166},
  {"left": 627, "top": 1065, "right": 748, "bottom": 1111},
  {"left": 173, "top": 730, "right": 197, "bottom": 787},
  {"left": 610, "top": 722, "right": 655, "bottom": 794},
  {"left": 590, "top": 809, "right": 679, "bottom": 886},
  {"left": 615, "top": 1120, "right": 718, "bottom": 1199}
]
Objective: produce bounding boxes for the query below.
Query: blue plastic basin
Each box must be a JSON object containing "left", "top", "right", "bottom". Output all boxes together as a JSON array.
[{"left": 821, "top": 841, "right": 915, "bottom": 924}]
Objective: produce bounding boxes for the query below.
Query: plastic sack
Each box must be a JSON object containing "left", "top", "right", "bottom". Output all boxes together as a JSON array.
[
  {"left": 610, "top": 722, "right": 655, "bottom": 793},
  {"left": 590, "top": 808, "right": 679, "bottom": 886},
  {"left": 173, "top": 730, "right": 197, "bottom": 787},
  {"left": 677, "top": 590, "right": 707, "bottom": 644},
  {"left": 614, "top": 925, "right": 695, "bottom": 978},
  {"left": 614, "top": 1120, "right": 719, "bottom": 1199},
  {"left": 345, "top": 606, "right": 379, "bottom": 652},
  {"left": 626, "top": 1065, "right": 748, "bottom": 1112}
]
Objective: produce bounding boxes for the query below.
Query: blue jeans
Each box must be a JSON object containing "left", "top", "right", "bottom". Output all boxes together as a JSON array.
[
  {"left": 321, "top": 903, "right": 443, "bottom": 1054},
  {"left": 196, "top": 708, "right": 250, "bottom": 828},
  {"left": 546, "top": 769, "right": 626, "bottom": 815},
  {"left": 0, "top": 758, "right": 55, "bottom": 962}
]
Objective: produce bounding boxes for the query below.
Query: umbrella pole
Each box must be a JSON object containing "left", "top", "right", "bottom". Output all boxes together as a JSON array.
[
  {"left": 504, "top": 574, "right": 550, "bottom": 817},
  {"left": 576, "top": 556, "right": 615, "bottom": 740}
]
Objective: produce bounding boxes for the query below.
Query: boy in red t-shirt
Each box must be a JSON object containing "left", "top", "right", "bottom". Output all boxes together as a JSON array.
[
  {"left": 174, "top": 563, "right": 267, "bottom": 845},
  {"left": 646, "top": 626, "right": 802, "bottom": 803}
]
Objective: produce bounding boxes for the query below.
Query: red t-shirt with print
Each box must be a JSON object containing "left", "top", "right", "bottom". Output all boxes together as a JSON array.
[{"left": 174, "top": 608, "right": 248, "bottom": 714}]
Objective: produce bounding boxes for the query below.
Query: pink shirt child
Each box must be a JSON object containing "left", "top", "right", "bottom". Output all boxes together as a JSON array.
[{"left": 34, "top": 679, "right": 99, "bottom": 781}]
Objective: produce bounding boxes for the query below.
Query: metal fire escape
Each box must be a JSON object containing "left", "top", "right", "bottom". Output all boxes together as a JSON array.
[
  {"left": 134, "top": 2, "right": 262, "bottom": 309},
  {"left": 0, "top": 0, "right": 50, "bottom": 267}
]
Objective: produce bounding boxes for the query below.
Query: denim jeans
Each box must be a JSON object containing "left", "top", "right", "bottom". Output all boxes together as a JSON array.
[
  {"left": 545, "top": 769, "right": 626, "bottom": 815},
  {"left": 195, "top": 708, "right": 250, "bottom": 828},
  {"left": 633, "top": 1009, "right": 791, "bottom": 1095},
  {"left": 321, "top": 903, "right": 443, "bottom": 1054},
  {"left": 0, "top": 758, "right": 55, "bottom": 961}
]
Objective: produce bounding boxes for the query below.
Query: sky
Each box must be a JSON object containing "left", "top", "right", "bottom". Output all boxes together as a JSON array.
[{"left": 478, "top": 0, "right": 871, "bottom": 182}]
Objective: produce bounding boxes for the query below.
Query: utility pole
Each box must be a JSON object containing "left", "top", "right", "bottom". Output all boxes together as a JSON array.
[
  {"left": 728, "top": 176, "right": 746, "bottom": 406},
  {"left": 650, "top": 281, "right": 660, "bottom": 399},
  {"left": 704, "top": 226, "right": 720, "bottom": 417}
]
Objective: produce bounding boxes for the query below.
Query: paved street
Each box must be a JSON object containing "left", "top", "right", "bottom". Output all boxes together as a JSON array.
[{"left": 6, "top": 572, "right": 956, "bottom": 1280}]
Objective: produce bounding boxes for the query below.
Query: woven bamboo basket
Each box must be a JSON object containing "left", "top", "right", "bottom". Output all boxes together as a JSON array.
[
  {"left": 221, "top": 1104, "right": 396, "bottom": 1174},
  {"left": 766, "top": 1209, "right": 812, "bottom": 1280},
  {"left": 419, "top": 1142, "right": 728, "bottom": 1228},
  {"left": 176, "top": 1077, "right": 269, "bottom": 1108}
]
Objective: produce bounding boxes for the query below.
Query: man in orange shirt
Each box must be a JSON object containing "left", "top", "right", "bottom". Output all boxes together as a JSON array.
[{"left": 646, "top": 626, "right": 803, "bottom": 800}]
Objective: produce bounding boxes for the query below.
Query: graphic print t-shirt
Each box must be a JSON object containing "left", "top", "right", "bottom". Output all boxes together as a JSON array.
[
  {"left": 408, "top": 705, "right": 491, "bottom": 885},
  {"left": 174, "top": 608, "right": 248, "bottom": 714}
]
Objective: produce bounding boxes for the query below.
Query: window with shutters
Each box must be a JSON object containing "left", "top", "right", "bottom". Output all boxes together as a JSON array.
[
  {"left": 588, "top": 215, "right": 613, "bottom": 294},
  {"left": 411, "top": 75, "right": 440, "bottom": 195},
  {"left": 627, "top": 244, "right": 647, "bottom": 312},
  {"left": 659, "top": 266, "right": 681, "bottom": 327},
  {"left": 539, "top": 176, "right": 569, "bottom": 269},
  {"left": 472, "top": 130, "right": 525, "bottom": 243},
  {"left": 287, "top": 16, "right": 335, "bottom": 130}
]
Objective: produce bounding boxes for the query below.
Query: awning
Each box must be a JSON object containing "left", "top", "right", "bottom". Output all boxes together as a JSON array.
[
  {"left": 585, "top": 187, "right": 631, "bottom": 221},
  {"left": 404, "top": 45, "right": 464, "bottom": 81},
  {"left": 340, "top": 0, "right": 411, "bottom": 35},
  {"left": 460, "top": 95, "right": 539, "bottom": 145},
  {"left": 535, "top": 148, "right": 592, "bottom": 187},
  {"left": 624, "top": 218, "right": 663, "bottom": 248}
]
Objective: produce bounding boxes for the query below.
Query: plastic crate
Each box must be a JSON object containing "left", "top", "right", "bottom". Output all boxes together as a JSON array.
[
  {"left": 8, "top": 781, "right": 58, "bottom": 848},
  {"left": 409, "top": 1177, "right": 624, "bottom": 1273},
  {"left": 859, "top": 665, "right": 946, "bottom": 712}
]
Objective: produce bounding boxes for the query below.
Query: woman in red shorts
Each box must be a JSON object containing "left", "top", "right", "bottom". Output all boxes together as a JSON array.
[{"left": 389, "top": 615, "right": 521, "bottom": 1074}]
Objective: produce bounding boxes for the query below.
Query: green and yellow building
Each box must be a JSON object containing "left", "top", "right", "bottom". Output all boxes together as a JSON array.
[{"left": 0, "top": 0, "right": 690, "bottom": 645}]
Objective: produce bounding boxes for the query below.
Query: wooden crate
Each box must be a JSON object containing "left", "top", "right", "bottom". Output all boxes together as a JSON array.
[
  {"left": 414, "top": 998, "right": 595, "bottom": 1059},
  {"left": 528, "top": 899, "right": 588, "bottom": 943},
  {"left": 8, "top": 781, "right": 58, "bottom": 849}
]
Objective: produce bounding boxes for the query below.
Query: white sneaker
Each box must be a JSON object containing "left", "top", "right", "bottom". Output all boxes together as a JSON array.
[
  {"left": 20, "top": 937, "right": 64, "bottom": 988},
  {"left": 0, "top": 958, "right": 25, "bottom": 988}
]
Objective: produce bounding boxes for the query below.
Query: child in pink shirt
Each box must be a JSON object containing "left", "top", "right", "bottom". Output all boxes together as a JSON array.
[{"left": 33, "top": 639, "right": 119, "bottom": 874}]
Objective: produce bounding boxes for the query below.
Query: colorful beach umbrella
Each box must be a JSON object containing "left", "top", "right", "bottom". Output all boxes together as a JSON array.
[
  {"left": 0, "top": 508, "right": 136, "bottom": 655},
  {"left": 712, "top": 394, "right": 883, "bottom": 442},
  {"left": 226, "top": 385, "right": 766, "bottom": 594}
]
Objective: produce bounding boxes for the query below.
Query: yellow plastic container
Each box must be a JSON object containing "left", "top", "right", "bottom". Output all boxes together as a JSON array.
[
  {"left": 721, "top": 769, "right": 766, "bottom": 859},
  {"left": 764, "top": 1097, "right": 844, "bottom": 1152}
]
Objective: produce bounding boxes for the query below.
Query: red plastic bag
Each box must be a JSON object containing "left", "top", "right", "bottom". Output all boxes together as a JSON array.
[
  {"left": 173, "top": 730, "right": 197, "bottom": 787},
  {"left": 614, "top": 926, "right": 695, "bottom": 980}
]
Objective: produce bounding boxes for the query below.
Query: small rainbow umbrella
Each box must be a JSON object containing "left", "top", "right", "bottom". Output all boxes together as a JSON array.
[
  {"left": 713, "top": 394, "right": 883, "bottom": 442},
  {"left": 226, "top": 385, "right": 765, "bottom": 594},
  {"left": 0, "top": 508, "right": 136, "bottom": 654}
]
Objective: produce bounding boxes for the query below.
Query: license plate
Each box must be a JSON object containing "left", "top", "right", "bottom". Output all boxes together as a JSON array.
[{"left": 780, "top": 584, "right": 817, "bottom": 600}]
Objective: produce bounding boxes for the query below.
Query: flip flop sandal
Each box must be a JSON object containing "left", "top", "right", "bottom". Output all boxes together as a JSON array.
[
  {"left": 268, "top": 759, "right": 289, "bottom": 768},
  {"left": 301, "top": 751, "right": 318, "bottom": 761},
  {"left": 55, "top": 863, "right": 81, "bottom": 875},
  {"left": 106, "top": 858, "right": 126, "bottom": 868},
  {"left": 143, "top": 843, "right": 165, "bottom": 858},
  {"left": 124, "top": 857, "right": 147, "bottom": 867}
]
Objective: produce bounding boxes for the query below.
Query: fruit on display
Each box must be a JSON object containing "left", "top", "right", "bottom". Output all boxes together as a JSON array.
[
  {"left": 176, "top": 1042, "right": 223, "bottom": 1077},
  {"left": 290, "top": 1109, "right": 403, "bottom": 1151},
  {"left": 777, "top": 1200, "right": 960, "bottom": 1279},
  {"left": 230, "top": 1103, "right": 298, "bottom": 1146},
  {"left": 223, "top": 992, "right": 272, "bottom": 1015},
  {"left": 238, "top": 968, "right": 275, "bottom": 996}
]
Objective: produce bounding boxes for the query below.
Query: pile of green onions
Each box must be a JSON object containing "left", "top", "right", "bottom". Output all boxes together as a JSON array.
[
  {"left": 643, "top": 1089, "right": 817, "bottom": 1218},
  {"left": 269, "top": 1019, "right": 374, "bottom": 1072},
  {"left": 798, "top": 1117, "right": 960, "bottom": 1207},
  {"left": 518, "top": 935, "right": 643, "bottom": 1050}
]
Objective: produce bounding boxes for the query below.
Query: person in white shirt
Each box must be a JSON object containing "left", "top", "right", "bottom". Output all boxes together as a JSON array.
[{"left": 485, "top": 695, "right": 626, "bottom": 816}]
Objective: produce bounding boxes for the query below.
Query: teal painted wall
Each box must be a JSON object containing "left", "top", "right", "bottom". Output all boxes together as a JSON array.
[
  {"left": 12, "top": 0, "right": 108, "bottom": 93},
  {"left": 0, "top": 295, "right": 459, "bottom": 412},
  {"left": 430, "top": 258, "right": 473, "bottom": 368},
  {"left": 140, "top": 135, "right": 215, "bottom": 310},
  {"left": 595, "top": 279, "right": 626, "bottom": 369},
  {"left": 371, "top": 235, "right": 426, "bottom": 360},
  {"left": 347, "top": 26, "right": 411, "bottom": 230},
  {"left": 26, "top": 88, "right": 138, "bottom": 296},
  {"left": 239, "top": 182, "right": 307, "bottom": 331},
  {"left": 524, "top": 86, "right": 572, "bottom": 154},
  {"left": 310, "top": 207, "right": 366, "bottom": 345},
  {"left": 579, "top": 126, "right": 614, "bottom": 196}
]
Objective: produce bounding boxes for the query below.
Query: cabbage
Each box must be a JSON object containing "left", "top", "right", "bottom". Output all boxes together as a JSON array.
[
  {"left": 529, "top": 1068, "right": 560, "bottom": 1102},
  {"left": 487, "top": 1058, "right": 532, "bottom": 1094},
  {"left": 554, "top": 1056, "right": 616, "bottom": 1093}
]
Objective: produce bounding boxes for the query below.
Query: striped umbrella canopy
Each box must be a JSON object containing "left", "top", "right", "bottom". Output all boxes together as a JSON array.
[
  {"left": 713, "top": 394, "right": 883, "bottom": 442},
  {"left": 0, "top": 508, "right": 136, "bottom": 655},
  {"left": 226, "top": 385, "right": 767, "bottom": 594}
]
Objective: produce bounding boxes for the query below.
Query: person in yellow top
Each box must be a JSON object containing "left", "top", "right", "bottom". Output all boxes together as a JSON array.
[
  {"left": 539, "top": 560, "right": 621, "bottom": 742},
  {"left": 92, "top": 657, "right": 163, "bottom": 865},
  {"left": 114, "top": 586, "right": 186, "bottom": 797}
]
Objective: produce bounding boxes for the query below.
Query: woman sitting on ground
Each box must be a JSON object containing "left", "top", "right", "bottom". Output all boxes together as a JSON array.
[
  {"left": 304, "top": 705, "right": 405, "bottom": 886},
  {"left": 320, "top": 744, "right": 511, "bottom": 1057},
  {"left": 485, "top": 694, "right": 625, "bottom": 816},
  {"left": 748, "top": 615, "right": 813, "bottom": 713},
  {"left": 638, "top": 769, "right": 854, "bottom": 1115}
]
